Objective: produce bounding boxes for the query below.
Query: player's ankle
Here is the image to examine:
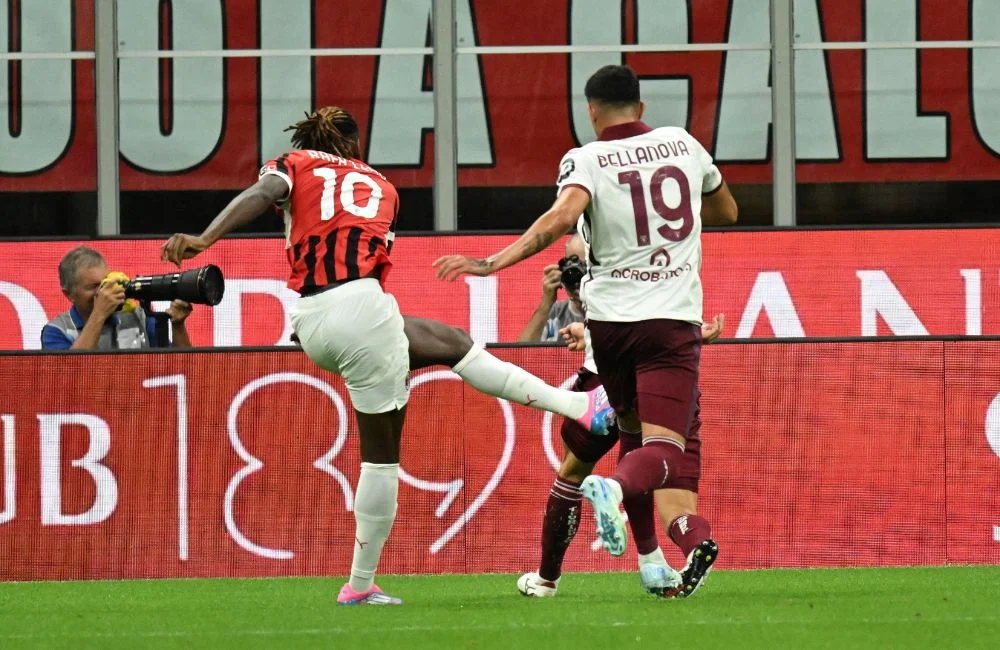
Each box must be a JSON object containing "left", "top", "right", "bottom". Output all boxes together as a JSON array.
[
  {"left": 605, "top": 477, "right": 623, "bottom": 502},
  {"left": 537, "top": 570, "right": 561, "bottom": 584},
  {"left": 638, "top": 547, "right": 667, "bottom": 567}
]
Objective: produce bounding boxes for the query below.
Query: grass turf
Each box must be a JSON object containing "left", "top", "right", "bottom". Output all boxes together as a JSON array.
[{"left": 0, "top": 566, "right": 997, "bottom": 649}]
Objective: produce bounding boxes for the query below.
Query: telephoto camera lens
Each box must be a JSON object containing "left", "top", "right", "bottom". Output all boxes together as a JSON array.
[{"left": 123, "top": 264, "right": 225, "bottom": 306}]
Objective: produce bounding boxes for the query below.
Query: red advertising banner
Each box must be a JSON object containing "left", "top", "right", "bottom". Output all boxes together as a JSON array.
[
  {"left": 0, "top": 342, "right": 997, "bottom": 581},
  {"left": 1, "top": 229, "right": 998, "bottom": 350},
  {"left": 3, "top": 0, "right": 1000, "bottom": 191}
]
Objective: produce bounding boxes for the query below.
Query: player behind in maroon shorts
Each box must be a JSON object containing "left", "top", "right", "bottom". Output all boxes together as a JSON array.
[
  {"left": 435, "top": 65, "right": 738, "bottom": 598},
  {"left": 520, "top": 317, "right": 725, "bottom": 597},
  {"left": 161, "top": 107, "right": 615, "bottom": 606},
  {"left": 517, "top": 235, "right": 726, "bottom": 598}
]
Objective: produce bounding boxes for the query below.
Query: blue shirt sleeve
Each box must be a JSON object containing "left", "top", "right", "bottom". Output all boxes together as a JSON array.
[{"left": 41, "top": 324, "right": 73, "bottom": 350}]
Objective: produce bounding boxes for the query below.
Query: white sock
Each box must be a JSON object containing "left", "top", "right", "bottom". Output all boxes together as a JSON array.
[
  {"left": 451, "top": 344, "right": 588, "bottom": 419},
  {"left": 348, "top": 462, "right": 399, "bottom": 593},
  {"left": 638, "top": 546, "right": 667, "bottom": 567}
]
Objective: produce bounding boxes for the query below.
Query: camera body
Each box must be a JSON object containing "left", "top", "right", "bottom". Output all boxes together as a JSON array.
[{"left": 558, "top": 255, "right": 587, "bottom": 294}]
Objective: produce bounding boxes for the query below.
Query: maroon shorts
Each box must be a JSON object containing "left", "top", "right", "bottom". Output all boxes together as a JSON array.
[
  {"left": 588, "top": 318, "right": 702, "bottom": 440},
  {"left": 561, "top": 371, "right": 703, "bottom": 492}
]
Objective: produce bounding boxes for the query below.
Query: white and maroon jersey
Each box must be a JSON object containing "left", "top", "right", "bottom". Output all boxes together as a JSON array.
[
  {"left": 260, "top": 149, "right": 399, "bottom": 294},
  {"left": 582, "top": 327, "right": 598, "bottom": 374},
  {"left": 557, "top": 121, "right": 722, "bottom": 324}
]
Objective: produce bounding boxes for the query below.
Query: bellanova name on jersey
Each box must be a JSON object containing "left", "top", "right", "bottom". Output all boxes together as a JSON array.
[
  {"left": 260, "top": 149, "right": 400, "bottom": 294},
  {"left": 557, "top": 121, "right": 723, "bottom": 325}
]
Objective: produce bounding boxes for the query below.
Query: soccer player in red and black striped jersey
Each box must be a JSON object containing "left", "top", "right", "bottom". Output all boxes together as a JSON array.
[
  {"left": 261, "top": 137, "right": 398, "bottom": 295},
  {"left": 161, "top": 106, "right": 616, "bottom": 606}
]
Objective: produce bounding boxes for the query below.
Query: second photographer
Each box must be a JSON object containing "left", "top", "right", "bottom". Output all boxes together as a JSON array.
[{"left": 518, "top": 234, "right": 588, "bottom": 342}]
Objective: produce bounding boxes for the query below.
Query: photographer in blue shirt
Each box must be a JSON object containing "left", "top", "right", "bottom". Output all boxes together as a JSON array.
[{"left": 41, "top": 246, "right": 193, "bottom": 350}]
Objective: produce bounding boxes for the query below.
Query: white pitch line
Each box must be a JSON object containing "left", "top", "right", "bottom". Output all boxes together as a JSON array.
[{"left": 0, "top": 615, "right": 995, "bottom": 641}]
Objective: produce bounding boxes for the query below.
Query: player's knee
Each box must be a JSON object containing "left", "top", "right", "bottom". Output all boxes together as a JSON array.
[
  {"left": 436, "top": 325, "right": 473, "bottom": 366},
  {"left": 419, "top": 318, "right": 473, "bottom": 363},
  {"left": 558, "top": 452, "right": 594, "bottom": 484},
  {"left": 446, "top": 325, "right": 474, "bottom": 355},
  {"left": 356, "top": 410, "right": 405, "bottom": 464}
]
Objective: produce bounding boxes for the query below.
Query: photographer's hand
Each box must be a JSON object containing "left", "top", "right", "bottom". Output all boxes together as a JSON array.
[
  {"left": 541, "top": 264, "right": 562, "bottom": 304},
  {"left": 516, "top": 264, "right": 563, "bottom": 342},
  {"left": 71, "top": 281, "right": 125, "bottom": 350},
  {"left": 94, "top": 281, "right": 126, "bottom": 320},
  {"left": 166, "top": 300, "right": 193, "bottom": 324},
  {"left": 165, "top": 300, "right": 194, "bottom": 348}
]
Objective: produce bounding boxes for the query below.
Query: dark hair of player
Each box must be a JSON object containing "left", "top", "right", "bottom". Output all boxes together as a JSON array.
[
  {"left": 584, "top": 65, "right": 641, "bottom": 109},
  {"left": 285, "top": 106, "right": 361, "bottom": 159}
]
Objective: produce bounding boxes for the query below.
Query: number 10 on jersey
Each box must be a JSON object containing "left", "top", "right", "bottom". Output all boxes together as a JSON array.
[{"left": 314, "top": 168, "right": 384, "bottom": 220}]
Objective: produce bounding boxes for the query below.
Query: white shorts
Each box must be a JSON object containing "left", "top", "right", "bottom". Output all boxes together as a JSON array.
[{"left": 290, "top": 278, "right": 409, "bottom": 414}]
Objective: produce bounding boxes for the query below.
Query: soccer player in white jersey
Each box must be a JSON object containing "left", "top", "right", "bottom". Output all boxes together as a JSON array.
[
  {"left": 436, "top": 65, "right": 738, "bottom": 597},
  {"left": 516, "top": 236, "right": 726, "bottom": 601}
]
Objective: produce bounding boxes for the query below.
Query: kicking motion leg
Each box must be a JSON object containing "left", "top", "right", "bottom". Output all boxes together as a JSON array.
[{"left": 403, "top": 316, "right": 614, "bottom": 434}]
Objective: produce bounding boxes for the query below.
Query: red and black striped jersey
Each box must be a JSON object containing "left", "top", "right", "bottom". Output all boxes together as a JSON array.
[{"left": 259, "top": 149, "right": 399, "bottom": 293}]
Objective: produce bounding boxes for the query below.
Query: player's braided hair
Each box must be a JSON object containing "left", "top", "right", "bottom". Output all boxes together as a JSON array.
[{"left": 285, "top": 106, "right": 361, "bottom": 159}]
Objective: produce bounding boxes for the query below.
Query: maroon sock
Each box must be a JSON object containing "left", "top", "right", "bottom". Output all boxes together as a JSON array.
[
  {"left": 611, "top": 438, "right": 685, "bottom": 498},
  {"left": 669, "top": 514, "right": 712, "bottom": 557},
  {"left": 538, "top": 477, "right": 583, "bottom": 581},
  {"left": 618, "top": 431, "right": 658, "bottom": 554}
]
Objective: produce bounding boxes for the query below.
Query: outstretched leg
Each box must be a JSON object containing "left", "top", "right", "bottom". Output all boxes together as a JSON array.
[{"left": 403, "top": 316, "right": 613, "bottom": 433}]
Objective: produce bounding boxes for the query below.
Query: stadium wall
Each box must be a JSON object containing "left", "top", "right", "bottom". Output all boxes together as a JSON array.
[
  {"left": 0, "top": 341, "right": 997, "bottom": 581},
  {"left": 2, "top": 228, "right": 999, "bottom": 349}
]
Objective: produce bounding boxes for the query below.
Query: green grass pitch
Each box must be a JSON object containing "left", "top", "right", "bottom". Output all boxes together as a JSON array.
[{"left": 0, "top": 566, "right": 997, "bottom": 649}]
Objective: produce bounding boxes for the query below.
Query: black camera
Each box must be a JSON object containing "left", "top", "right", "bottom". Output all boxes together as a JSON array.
[
  {"left": 558, "top": 255, "right": 587, "bottom": 294},
  {"left": 122, "top": 264, "right": 226, "bottom": 306}
]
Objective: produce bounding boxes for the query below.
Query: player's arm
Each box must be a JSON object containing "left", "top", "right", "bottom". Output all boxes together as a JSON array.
[
  {"left": 693, "top": 134, "right": 738, "bottom": 226},
  {"left": 161, "top": 174, "right": 289, "bottom": 266},
  {"left": 701, "top": 181, "right": 738, "bottom": 226},
  {"left": 434, "top": 187, "right": 590, "bottom": 281}
]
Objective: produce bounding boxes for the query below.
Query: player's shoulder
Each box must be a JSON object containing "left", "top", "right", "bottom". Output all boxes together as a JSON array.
[
  {"left": 648, "top": 125, "right": 698, "bottom": 143},
  {"left": 655, "top": 126, "right": 711, "bottom": 153},
  {"left": 561, "top": 144, "right": 602, "bottom": 171},
  {"left": 560, "top": 145, "right": 589, "bottom": 160},
  {"left": 260, "top": 148, "right": 310, "bottom": 175},
  {"left": 262, "top": 148, "right": 310, "bottom": 165}
]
